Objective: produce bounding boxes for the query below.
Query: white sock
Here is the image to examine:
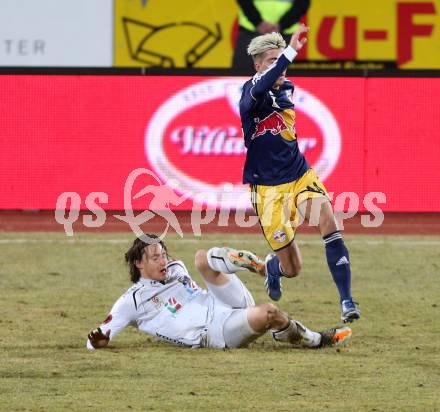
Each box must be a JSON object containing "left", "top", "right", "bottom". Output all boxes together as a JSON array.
[
  {"left": 294, "top": 321, "right": 322, "bottom": 348},
  {"left": 207, "top": 247, "right": 241, "bottom": 274},
  {"left": 273, "top": 320, "right": 321, "bottom": 348}
]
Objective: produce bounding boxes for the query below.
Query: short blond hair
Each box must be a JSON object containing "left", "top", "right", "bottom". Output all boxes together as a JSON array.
[{"left": 247, "top": 32, "right": 286, "bottom": 61}]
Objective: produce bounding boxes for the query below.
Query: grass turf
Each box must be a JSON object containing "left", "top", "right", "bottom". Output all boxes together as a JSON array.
[{"left": 0, "top": 232, "right": 439, "bottom": 411}]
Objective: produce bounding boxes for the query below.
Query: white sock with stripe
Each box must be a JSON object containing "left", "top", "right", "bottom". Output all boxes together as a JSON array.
[
  {"left": 207, "top": 247, "right": 241, "bottom": 274},
  {"left": 272, "top": 320, "right": 321, "bottom": 348}
]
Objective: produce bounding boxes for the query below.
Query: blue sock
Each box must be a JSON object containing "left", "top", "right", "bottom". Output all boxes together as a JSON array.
[
  {"left": 323, "top": 231, "right": 352, "bottom": 302},
  {"left": 267, "top": 254, "right": 284, "bottom": 278}
]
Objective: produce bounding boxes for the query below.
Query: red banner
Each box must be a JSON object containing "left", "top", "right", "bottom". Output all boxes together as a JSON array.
[{"left": 0, "top": 75, "right": 439, "bottom": 211}]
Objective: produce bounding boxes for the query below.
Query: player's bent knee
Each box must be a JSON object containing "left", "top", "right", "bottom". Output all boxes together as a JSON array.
[
  {"left": 259, "top": 302, "right": 278, "bottom": 322},
  {"left": 248, "top": 303, "right": 278, "bottom": 332}
]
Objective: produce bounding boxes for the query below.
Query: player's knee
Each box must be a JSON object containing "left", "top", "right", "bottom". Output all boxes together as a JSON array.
[
  {"left": 194, "top": 249, "right": 208, "bottom": 271},
  {"left": 248, "top": 304, "right": 278, "bottom": 332},
  {"left": 259, "top": 303, "right": 279, "bottom": 323},
  {"left": 249, "top": 303, "right": 284, "bottom": 332}
]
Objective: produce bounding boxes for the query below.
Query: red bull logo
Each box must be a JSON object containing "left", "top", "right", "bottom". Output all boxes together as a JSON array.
[{"left": 252, "top": 111, "right": 289, "bottom": 139}]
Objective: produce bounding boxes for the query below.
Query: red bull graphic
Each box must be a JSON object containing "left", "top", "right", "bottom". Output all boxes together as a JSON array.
[{"left": 252, "top": 111, "right": 289, "bottom": 140}]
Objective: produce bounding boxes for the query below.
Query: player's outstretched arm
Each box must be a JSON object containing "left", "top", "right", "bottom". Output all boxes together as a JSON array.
[
  {"left": 251, "top": 51, "right": 294, "bottom": 97},
  {"left": 86, "top": 294, "right": 137, "bottom": 350},
  {"left": 251, "top": 25, "right": 309, "bottom": 98}
]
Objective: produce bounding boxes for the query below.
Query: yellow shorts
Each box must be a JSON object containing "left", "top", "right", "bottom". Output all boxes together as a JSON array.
[{"left": 250, "top": 169, "right": 329, "bottom": 251}]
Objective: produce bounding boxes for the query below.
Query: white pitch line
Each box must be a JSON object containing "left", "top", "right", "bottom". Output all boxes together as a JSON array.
[{"left": 1, "top": 238, "right": 440, "bottom": 246}]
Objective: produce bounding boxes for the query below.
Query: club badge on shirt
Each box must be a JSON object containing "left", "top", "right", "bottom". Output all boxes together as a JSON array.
[{"left": 165, "top": 297, "right": 182, "bottom": 315}]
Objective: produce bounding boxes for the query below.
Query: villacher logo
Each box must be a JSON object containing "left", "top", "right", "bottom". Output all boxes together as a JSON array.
[{"left": 145, "top": 78, "right": 341, "bottom": 209}]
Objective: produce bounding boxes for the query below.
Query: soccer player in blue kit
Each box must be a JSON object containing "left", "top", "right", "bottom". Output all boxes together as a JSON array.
[{"left": 239, "top": 24, "right": 360, "bottom": 322}]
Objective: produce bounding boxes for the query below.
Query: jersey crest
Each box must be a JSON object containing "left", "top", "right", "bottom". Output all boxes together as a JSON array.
[{"left": 165, "top": 296, "right": 182, "bottom": 315}]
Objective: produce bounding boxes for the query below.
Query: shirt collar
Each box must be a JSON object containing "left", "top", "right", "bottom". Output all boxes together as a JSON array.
[{"left": 137, "top": 277, "right": 166, "bottom": 286}]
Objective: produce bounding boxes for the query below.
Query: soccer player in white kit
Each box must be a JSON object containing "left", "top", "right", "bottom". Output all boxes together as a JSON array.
[{"left": 87, "top": 235, "right": 352, "bottom": 350}]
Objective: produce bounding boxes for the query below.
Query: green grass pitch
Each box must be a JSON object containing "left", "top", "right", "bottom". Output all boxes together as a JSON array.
[{"left": 0, "top": 232, "right": 439, "bottom": 411}]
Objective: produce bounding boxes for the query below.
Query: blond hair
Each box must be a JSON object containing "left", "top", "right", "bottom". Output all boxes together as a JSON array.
[{"left": 247, "top": 32, "right": 286, "bottom": 61}]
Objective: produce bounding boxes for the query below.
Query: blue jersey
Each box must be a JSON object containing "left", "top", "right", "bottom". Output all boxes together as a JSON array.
[{"left": 239, "top": 46, "right": 309, "bottom": 185}]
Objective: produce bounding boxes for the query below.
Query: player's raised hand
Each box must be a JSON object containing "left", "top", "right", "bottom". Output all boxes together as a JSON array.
[
  {"left": 88, "top": 327, "right": 110, "bottom": 349},
  {"left": 289, "top": 24, "right": 310, "bottom": 51}
]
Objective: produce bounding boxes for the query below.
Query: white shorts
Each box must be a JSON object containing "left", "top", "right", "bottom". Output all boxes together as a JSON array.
[{"left": 205, "top": 274, "right": 262, "bottom": 349}]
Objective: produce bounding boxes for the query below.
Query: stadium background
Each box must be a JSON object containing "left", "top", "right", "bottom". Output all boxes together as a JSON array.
[
  {"left": 1, "top": 1, "right": 440, "bottom": 411},
  {"left": 1, "top": 0, "right": 439, "bottom": 230}
]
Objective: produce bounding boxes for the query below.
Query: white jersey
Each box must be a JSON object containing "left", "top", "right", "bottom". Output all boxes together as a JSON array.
[{"left": 87, "top": 260, "right": 216, "bottom": 349}]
